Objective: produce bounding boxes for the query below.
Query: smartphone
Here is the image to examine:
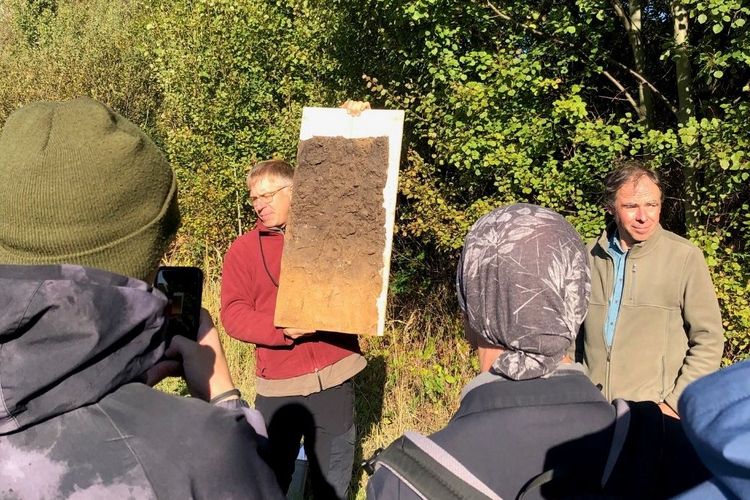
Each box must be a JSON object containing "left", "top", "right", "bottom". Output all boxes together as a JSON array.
[{"left": 153, "top": 266, "right": 203, "bottom": 341}]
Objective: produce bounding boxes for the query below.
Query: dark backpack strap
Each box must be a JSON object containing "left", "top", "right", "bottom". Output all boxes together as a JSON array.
[
  {"left": 518, "top": 398, "right": 649, "bottom": 499},
  {"left": 374, "top": 431, "right": 501, "bottom": 500},
  {"left": 516, "top": 468, "right": 573, "bottom": 500}
]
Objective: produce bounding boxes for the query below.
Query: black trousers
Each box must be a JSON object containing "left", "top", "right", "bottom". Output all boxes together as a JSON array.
[{"left": 255, "top": 381, "right": 355, "bottom": 500}]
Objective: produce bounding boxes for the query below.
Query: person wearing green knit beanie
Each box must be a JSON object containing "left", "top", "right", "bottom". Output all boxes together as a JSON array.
[
  {"left": 0, "top": 98, "right": 284, "bottom": 499},
  {"left": 0, "top": 96, "right": 179, "bottom": 281}
]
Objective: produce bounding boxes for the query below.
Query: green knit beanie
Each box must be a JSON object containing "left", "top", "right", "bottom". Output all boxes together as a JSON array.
[{"left": 0, "top": 97, "right": 180, "bottom": 282}]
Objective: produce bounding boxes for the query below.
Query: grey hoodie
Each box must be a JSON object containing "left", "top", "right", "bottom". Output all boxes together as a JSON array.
[{"left": 0, "top": 264, "right": 282, "bottom": 499}]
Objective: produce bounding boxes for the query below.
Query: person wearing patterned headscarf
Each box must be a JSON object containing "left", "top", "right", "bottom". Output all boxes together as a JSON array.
[
  {"left": 367, "top": 204, "right": 708, "bottom": 499},
  {"left": 456, "top": 203, "right": 590, "bottom": 381}
]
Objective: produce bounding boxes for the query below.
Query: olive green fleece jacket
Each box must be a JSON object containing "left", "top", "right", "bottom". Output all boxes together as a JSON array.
[{"left": 579, "top": 224, "right": 724, "bottom": 412}]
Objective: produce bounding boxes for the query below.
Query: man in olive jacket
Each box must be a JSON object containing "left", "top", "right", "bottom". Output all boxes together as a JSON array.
[{"left": 579, "top": 161, "right": 724, "bottom": 417}]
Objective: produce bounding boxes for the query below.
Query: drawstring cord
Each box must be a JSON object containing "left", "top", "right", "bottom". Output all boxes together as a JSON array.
[{"left": 258, "top": 230, "right": 279, "bottom": 288}]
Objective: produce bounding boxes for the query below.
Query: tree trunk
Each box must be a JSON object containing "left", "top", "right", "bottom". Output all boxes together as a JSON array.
[
  {"left": 672, "top": 0, "right": 697, "bottom": 229},
  {"left": 610, "top": 0, "right": 653, "bottom": 124},
  {"left": 628, "top": 0, "right": 654, "bottom": 127},
  {"left": 672, "top": 1, "right": 694, "bottom": 123}
]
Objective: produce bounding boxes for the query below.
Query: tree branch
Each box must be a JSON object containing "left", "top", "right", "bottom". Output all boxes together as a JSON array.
[
  {"left": 602, "top": 70, "right": 643, "bottom": 117},
  {"left": 607, "top": 58, "right": 680, "bottom": 116},
  {"left": 609, "top": 0, "right": 632, "bottom": 32},
  {"left": 485, "top": 0, "right": 679, "bottom": 119}
]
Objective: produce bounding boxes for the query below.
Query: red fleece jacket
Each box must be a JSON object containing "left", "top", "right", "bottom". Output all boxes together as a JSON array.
[{"left": 220, "top": 222, "right": 360, "bottom": 380}]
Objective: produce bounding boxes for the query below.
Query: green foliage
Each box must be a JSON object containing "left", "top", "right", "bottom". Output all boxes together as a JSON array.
[
  {"left": 418, "top": 362, "right": 457, "bottom": 403},
  {"left": 331, "top": 0, "right": 650, "bottom": 251},
  {"left": 331, "top": 0, "right": 749, "bottom": 357},
  {"left": 414, "top": 335, "right": 462, "bottom": 402},
  {"left": 347, "top": 2, "right": 611, "bottom": 249},
  {"left": 155, "top": 376, "right": 190, "bottom": 397},
  {"left": 0, "top": 0, "right": 747, "bottom": 367},
  {"left": 677, "top": 103, "right": 750, "bottom": 363},
  {"left": 0, "top": 0, "right": 157, "bottom": 125},
  {"left": 690, "top": 230, "right": 750, "bottom": 364},
  {"left": 1, "top": 3, "right": 748, "bottom": 495},
  {"left": 143, "top": 0, "right": 351, "bottom": 259},
  {"left": 685, "top": 0, "right": 750, "bottom": 85},
  {"left": 371, "top": 281, "right": 471, "bottom": 407}
]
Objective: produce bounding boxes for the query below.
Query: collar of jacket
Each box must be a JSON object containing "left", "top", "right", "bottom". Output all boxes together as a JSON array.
[
  {"left": 461, "top": 363, "right": 587, "bottom": 401},
  {"left": 255, "top": 220, "right": 285, "bottom": 235},
  {"left": 456, "top": 369, "right": 604, "bottom": 419},
  {"left": 595, "top": 222, "right": 664, "bottom": 260}
]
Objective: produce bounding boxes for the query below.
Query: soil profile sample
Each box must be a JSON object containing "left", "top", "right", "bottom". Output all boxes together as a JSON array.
[{"left": 274, "top": 135, "right": 389, "bottom": 335}]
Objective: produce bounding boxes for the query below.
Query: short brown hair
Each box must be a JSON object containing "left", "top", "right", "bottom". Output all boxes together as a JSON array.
[
  {"left": 247, "top": 159, "right": 294, "bottom": 188},
  {"left": 604, "top": 159, "right": 663, "bottom": 209}
]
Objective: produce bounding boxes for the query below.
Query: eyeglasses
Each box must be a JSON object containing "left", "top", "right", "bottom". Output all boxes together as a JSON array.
[{"left": 250, "top": 185, "right": 291, "bottom": 205}]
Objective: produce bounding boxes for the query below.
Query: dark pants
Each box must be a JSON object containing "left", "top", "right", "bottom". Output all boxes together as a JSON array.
[{"left": 255, "top": 381, "right": 356, "bottom": 500}]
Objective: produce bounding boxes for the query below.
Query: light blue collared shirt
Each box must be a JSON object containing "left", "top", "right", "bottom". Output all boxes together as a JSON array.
[{"left": 604, "top": 231, "right": 628, "bottom": 348}]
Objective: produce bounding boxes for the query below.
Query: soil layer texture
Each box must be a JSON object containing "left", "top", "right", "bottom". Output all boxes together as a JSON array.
[{"left": 275, "top": 135, "right": 389, "bottom": 335}]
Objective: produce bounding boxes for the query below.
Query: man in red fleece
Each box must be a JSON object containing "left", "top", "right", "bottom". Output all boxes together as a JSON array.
[{"left": 221, "top": 159, "right": 366, "bottom": 499}]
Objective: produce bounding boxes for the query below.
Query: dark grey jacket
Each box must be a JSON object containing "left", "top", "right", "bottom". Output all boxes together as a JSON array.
[
  {"left": 368, "top": 368, "right": 708, "bottom": 499},
  {"left": 368, "top": 370, "right": 616, "bottom": 500},
  {"left": 0, "top": 264, "right": 283, "bottom": 500}
]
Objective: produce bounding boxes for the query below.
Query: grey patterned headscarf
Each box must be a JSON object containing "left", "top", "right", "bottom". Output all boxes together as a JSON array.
[{"left": 456, "top": 204, "right": 590, "bottom": 380}]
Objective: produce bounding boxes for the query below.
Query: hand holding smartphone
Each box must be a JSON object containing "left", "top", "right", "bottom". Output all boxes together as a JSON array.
[
  {"left": 143, "top": 296, "right": 238, "bottom": 403},
  {"left": 153, "top": 266, "right": 203, "bottom": 341}
]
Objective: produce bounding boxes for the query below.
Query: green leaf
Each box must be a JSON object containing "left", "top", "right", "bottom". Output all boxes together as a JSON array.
[
  {"left": 712, "top": 23, "right": 723, "bottom": 34},
  {"left": 697, "top": 13, "right": 708, "bottom": 24},
  {"left": 713, "top": 70, "right": 724, "bottom": 78}
]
